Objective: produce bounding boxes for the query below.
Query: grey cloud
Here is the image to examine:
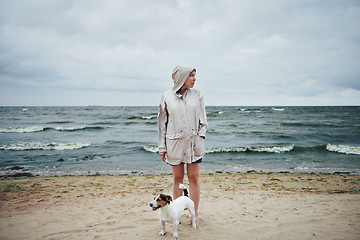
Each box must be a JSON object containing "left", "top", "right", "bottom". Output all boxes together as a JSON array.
[{"left": 0, "top": 0, "right": 359, "bottom": 106}]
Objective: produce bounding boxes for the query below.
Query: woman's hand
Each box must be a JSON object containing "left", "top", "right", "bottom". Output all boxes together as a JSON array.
[{"left": 159, "top": 152, "right": 167, "bottom": 162}]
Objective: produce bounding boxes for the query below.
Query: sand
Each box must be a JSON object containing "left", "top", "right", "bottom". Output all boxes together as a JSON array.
[{"left": 1, "top": 172, "right": 360, "bottom": 240}]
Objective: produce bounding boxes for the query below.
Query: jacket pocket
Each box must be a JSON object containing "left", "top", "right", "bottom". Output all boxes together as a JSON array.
[
  {"left": 166, "top": 131, "right": 183, "bottom": 140},
  {"left": 166, "top": 131, "right": 184, "bottom": 159},
  {"left": 194, "top": 135, "right": 205, "bottom": 156}
]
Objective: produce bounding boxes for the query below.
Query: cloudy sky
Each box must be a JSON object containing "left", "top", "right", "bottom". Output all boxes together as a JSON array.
[{"left": 0, "top": 0, "right": 359, "bottom": 106}]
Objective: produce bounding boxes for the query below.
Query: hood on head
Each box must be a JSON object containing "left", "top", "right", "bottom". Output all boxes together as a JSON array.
[{"left": 171, "top": 65, "right": 196, "bottom": 93}]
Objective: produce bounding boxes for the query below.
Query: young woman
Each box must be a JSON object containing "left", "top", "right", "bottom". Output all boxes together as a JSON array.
[{"left": 158, "top": 65, "right": 207, "bottom": 224}]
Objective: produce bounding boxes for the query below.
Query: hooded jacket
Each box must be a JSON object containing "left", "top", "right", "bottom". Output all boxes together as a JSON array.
[{"left": 158, "top": 65, "right": 207, "bottom": 165}]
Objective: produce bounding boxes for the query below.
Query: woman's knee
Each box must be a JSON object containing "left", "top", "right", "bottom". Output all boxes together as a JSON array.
[
  {"left": 172, "top": 165, "right": 184, "bottom": 183},
  {"left": 188, "top": 174, "right": 199, "bottom": 184},
  {"left": 187, "top": 163, "right": 200, "bottom": 183},
  {"left": 187, "top": 171, "right": 200, "bottom": 183},
  {"left": 173, "top": 175, "right": 184, "bottom": 184}
]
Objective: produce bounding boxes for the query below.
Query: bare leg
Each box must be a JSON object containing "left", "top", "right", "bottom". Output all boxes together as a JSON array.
[
  {"left": 171, "top": 164, "right": 185, "bottom": 200},
  {"left": 186, "top": 163, "right": 201, "bottom": 224}
]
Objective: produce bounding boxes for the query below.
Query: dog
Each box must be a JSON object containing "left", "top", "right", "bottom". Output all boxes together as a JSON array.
[{"left": 150, "top": 184, "right": 196, "bottom": 238}]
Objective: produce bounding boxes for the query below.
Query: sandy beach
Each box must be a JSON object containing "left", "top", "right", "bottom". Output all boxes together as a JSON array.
[{"left": 1, "top": 172, "right": 359, "bottom": 240}]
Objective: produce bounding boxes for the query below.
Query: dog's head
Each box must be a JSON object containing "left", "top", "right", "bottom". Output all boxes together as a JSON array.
[{"left": 149, "top": 194, "right": 172, "bottom": 211}]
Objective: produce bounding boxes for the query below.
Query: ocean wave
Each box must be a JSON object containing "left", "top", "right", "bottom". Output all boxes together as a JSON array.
[
  {"left": 143, "top": 144, "right": 360, "bottom": 155},
  {"left": 0, "top": 126, "right": 48, "bottom": 133},
  {"left": 143, "top": 145, "right": 294, "bottom": 154},
  {"left": 54, "top": 126, "right": 88, "bottom": 131},
  {"left": 0, "top": 126, "right": 102, "bottom": 133},
  {"left": 240, "top": 108, "right": 264, "bottom": 113},
  {"left": 326, "top": 144, "right": 360, "bottom": 155},
  {"left": 272, "top": 108, "right": 285, "bottom": 111},
  {"left": 142, "top": 115, "right": 156, "bottom": 120},
  {"left": 205, "top": 147, "right": 247, "bottom": 153},
  {"left": 53, "top": 126, "right": 104, "bottom": 131},
  {"left": 207, "top": 111, "right": 226, "bottom": 117},
  {"left": 0, "top": 142, "right": 91, "bottom": 151},
  {"left": 128, "top": 115, "right": 157, "bottom": 120},
  {"left": 46, "top": 121, "right": 73, "bottom": 124},
  {"left": 206, "top": 145, "right": 294, "bottom": 153},
  {"left": 106, "top": 140, "right": 139, "bottom": 146},
  {"left": 143, "top": 145, "right": 159, "bottom": 153}
]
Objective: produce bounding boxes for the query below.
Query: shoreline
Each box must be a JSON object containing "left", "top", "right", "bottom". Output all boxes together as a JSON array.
[
  {"left": 1, "top": 166, "right": 359, "bottom": 179},
  {"left": 1, "top": 172, "right": 360, "bottom": 239}
]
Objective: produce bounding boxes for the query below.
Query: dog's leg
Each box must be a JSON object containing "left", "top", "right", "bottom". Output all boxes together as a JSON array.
[
  {"left": 172, "top": 220, "right": 180, "bottom": 239},
  {"left": 189, "top": 206, "right": 197, "bottom": 229},
  {"left": 159, "top": 220, "right": 166, "bottom": 236}
]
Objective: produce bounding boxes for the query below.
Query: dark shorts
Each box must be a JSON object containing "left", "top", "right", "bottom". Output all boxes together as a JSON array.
[{"left": 167, "top": 158, "right": 202, "bottom": 166}]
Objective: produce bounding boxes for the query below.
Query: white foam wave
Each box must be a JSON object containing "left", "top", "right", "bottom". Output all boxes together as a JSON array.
[
  {"left": 0, "top": 142, "right": 91, "bottom": 151},
  {"left": 0, "top": 126, "right": 47, "bottom": 133},
  {"left": 249, "top": 145, "right": 294, "bottom": 153},
  {"left": 143, "top": 145, "right": 159, "bottom": 153},
  {"left": 143, "top": 145, "right": 294, "bottom": 154},
  {"left": 205, "top": 147, "right": 247, "bottom": 153},
  {"left": 272, "top": 108, "right": 285, "bottom": 111},
  {"left": 326, "top": 144, "right": 360, "bottom": 155},
  {"left": 0, "top": 125, "right": 90, "bottom": 133},
  {"left": 240, "top": 108, "right": 264, "bottom": 113},
  {"left": 54, "top": 126, "right": 87, "bottom": 131},
  {"left": 141, "top": 115, "right": 156, "bottom": 120},
  {"left": 207, "top": 145, "right": 294, "bottom": 153}
]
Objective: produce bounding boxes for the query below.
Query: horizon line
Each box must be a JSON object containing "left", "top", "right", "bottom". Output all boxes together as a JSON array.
[{"left": 0, "top": 105, "right": 359, "bottom": 108}]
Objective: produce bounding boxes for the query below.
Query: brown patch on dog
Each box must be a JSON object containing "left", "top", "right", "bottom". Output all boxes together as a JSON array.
[
  {"left": 166, "top": 195, "right": 173, "bottom": 203},
  {"left": 154, "top": 194, "right": 169, "bottom": 208},
  {"left": 151, "top": 194, "right": 173, "bottom": 211}
]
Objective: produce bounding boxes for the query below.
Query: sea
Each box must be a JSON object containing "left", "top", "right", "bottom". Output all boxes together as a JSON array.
[{"left": 0, "top": 106, "right": 359, "bottom": 176}]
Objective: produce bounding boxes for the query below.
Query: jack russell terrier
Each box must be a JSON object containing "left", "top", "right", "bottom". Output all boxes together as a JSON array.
[{"left": 150, "top": 184, "right": 196, "bottom": 238}]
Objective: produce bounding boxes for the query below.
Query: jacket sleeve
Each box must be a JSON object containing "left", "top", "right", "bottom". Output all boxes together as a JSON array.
[
  {"left": 198, "top": 91, "right": 207, "bottom": 138},
  {"left": 158, "top": 94, "right": 168, "bottom": 152}
]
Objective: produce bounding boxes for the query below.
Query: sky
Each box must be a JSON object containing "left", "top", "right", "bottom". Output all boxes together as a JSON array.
[{"left": 0, "top": 0, "right": 359, "bottom": 106}]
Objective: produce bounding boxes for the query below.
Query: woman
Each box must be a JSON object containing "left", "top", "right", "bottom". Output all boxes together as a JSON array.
[{"left": 158, "top": 65, "right": 207, "bottom": 225}]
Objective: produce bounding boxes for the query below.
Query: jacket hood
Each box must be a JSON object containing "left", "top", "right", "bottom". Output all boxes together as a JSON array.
[{"left": 171, "top": 65, "right": 196, "bottom": 93}]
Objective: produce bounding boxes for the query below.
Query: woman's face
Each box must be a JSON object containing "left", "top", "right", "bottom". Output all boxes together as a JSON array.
[{"left": 182, "top": 71, "right": 196, "bottom": 89}]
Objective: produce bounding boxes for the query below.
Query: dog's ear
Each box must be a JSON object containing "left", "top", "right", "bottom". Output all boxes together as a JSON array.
[{"left": 166, "top": 195, "right": 172, "bottom": 204}]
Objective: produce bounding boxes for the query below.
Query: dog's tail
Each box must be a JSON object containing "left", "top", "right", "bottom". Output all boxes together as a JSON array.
[{"left": 179, "top": 184, "right": 189, "bottom": 197}]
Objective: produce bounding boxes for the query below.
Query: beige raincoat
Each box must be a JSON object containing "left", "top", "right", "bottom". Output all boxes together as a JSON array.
[{"left": 158, "top": 65, "right": 207, "bottom": 165}]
